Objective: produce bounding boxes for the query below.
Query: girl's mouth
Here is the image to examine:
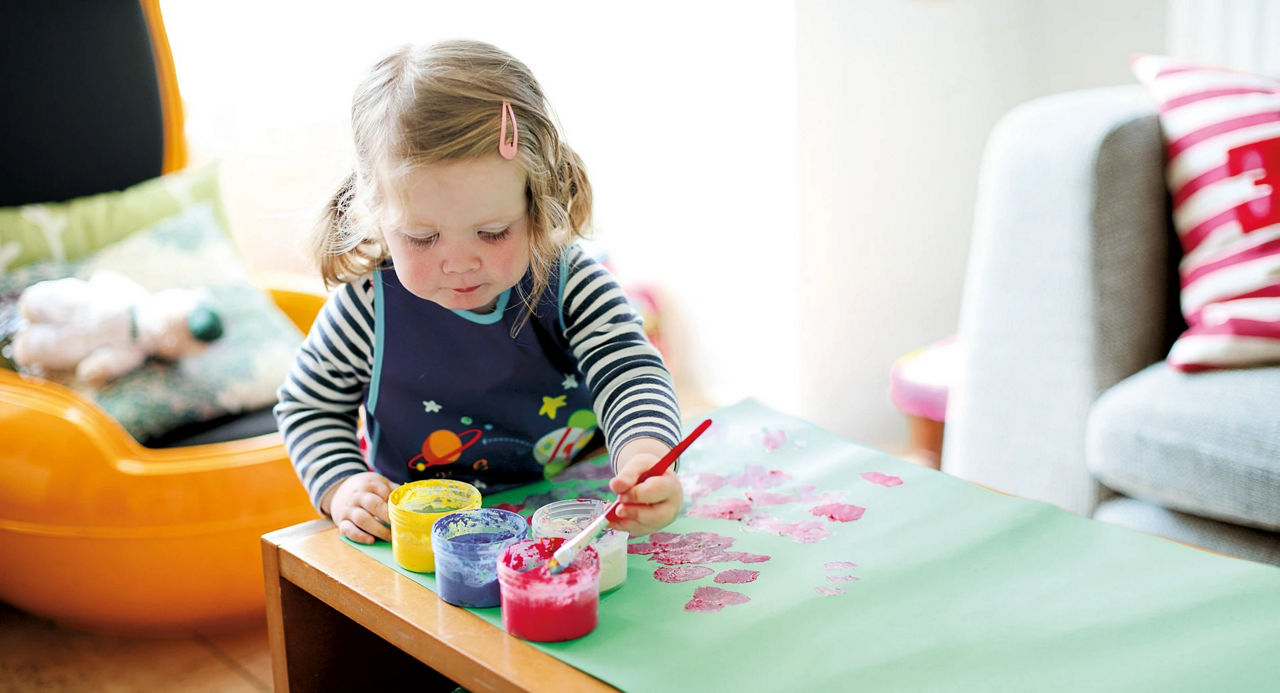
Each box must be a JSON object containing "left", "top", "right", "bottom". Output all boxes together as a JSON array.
[{"left": 453, "top": 285, "right": 481, "bottom": 294}]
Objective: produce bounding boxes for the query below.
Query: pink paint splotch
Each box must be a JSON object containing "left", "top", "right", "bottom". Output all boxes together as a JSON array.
[
  {"left": 689, "top": 493, "right": 842, "bottom": 544},
  {"left": 743, "top": 516, "right": 833, "bottom": 544},
  {"left": 816, "top": 559, "right": 859, "bottom": 595},
  {"left": 726, "top": 465, "right": 791, "bottom": 490},
  {"left": 629, "top": 531, "right": 772, "bottom": 567},
  {"left": 790, "top": 485, "right": 847, "bottom": 506},
  {"left": 685, "top": 586, "right": 751, "bottom": 613},
  {"left": 683, "top": 472, "right": 727, "bottom": 500},
  {"left": 713, "top": 569, "right": 759, "bottom": 584},
  {"left": 744, "top": 490, "right": 795, "bottom": 506},
  {"left": 490, "top": 502, "right": 525, "bottom": 514},
  {"left": 654, "top": 565, "right": 714, "bottom": 583},
  {"left": 687, "top": 496, "right": 755, "bottom": 522},
  {"left": 861, "top": 471, "right": 904, "bottom": 487},
  {"left": 810, "top": 503, "right": 865, "bottom": 522},
  {"left": 761, "top": 428, "right": 787, "bottom": 452}
]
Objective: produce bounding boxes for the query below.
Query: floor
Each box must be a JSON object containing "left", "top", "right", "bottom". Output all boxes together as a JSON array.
[{"left": 0, "top": 601, "right": 271, "bottom": 692}]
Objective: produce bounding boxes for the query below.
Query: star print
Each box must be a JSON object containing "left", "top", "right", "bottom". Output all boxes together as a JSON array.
[
  {"left": 539, "top": 395, "right": 567, "bottom": 419},
  {"left": 423, "top": 400, "right": 442, "bottom": 413},
  {"left": 562, "top": 374, "right": 579, "bottom": 390}
]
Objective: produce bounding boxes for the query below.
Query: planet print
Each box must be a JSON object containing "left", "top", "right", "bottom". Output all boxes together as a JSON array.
[
  {"left": 533, "top": 410, "right": 598, "bottom": 464},
  {"left": 534, "top": 409, "right": 599, "bottom": 477},
  {"left": 408, "top": 428, "right": 482, "bottom": 471}
]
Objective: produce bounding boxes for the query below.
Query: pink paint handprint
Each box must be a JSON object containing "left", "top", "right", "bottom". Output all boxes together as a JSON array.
[
  {"left": 810, "top": 503, "right": 865, "bottom": 522},
  {"left": 632, "top": 532, "right": 770, "bottom": 613},
  {"left": 685, "top": 586, "right": 751, "bottom": 613},
  {"left": 654, "top": 565, "right": 714, "bottom": 583},
  {"left": 714, "top": 569, "right": 759, "bottom": 584},
  {"left": 629, "top": 531, "right": 772, "bottom": 567}
]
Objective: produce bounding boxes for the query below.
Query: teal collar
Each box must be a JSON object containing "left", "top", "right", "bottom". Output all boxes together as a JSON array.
[{"left": 451, "top": 289, "right": 510, "bottom": 325}]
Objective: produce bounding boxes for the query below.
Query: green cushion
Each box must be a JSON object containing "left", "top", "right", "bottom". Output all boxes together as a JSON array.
[
  {"left": 0, "top": 164, "right": 229, "bottom": 272},
  {"left": 0, "top": 202, "right": 303, "bottom": 443}
]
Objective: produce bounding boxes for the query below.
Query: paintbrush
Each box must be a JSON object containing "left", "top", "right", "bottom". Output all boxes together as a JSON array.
[{"left": 546, "top": 418, "right": 713, "bottom": 574}]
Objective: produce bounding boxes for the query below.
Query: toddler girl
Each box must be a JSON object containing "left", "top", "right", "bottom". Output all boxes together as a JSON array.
[{"left": 275, "top": 40, "right": 683, "bottom": 545}]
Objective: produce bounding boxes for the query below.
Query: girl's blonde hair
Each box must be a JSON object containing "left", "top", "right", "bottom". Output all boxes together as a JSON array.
[{"left": 314, "top": 40, "right": 593, "bottom": 327}]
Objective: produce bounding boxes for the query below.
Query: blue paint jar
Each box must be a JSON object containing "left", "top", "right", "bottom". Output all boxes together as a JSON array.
[{"left": 431, "top": 508, "right": 529, "bottom": 608}]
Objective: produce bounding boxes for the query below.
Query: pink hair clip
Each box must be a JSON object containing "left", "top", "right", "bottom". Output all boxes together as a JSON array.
[{"left": 499, "top": 101, "right": 519, "bottom": 160}]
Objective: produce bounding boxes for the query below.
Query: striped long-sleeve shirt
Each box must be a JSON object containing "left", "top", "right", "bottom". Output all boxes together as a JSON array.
[{"left": 275, "top": 245, "right": 681, "bottom": 510}]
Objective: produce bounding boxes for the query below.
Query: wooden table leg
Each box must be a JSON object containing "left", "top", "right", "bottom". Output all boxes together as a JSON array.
[
  {"left": 262, "top": 522, "right": 456, "bottom": 692},
  {"left": 262, "top": 526, "right": 292, "bottom": 693}
]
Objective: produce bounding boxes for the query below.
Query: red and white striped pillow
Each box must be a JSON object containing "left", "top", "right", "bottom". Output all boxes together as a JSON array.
[{"left": 1131, "top": 54, "right": 1280, "bottom": 372}]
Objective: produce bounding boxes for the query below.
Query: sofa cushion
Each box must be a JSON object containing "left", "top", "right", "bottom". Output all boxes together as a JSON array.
[
  {"left": 1130, "top": 55, "right": 1280, "bottom": 372},
  {"left": 1086, "top": 362, "right": 1280, "bottom": 531},
  {"left": 1094, "top": 497, "right": 1280, "bottom": 567}
]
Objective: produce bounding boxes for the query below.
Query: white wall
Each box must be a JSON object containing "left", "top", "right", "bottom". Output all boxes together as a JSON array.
[
  {"left": 796, "top": 0, "right": 1165, "bottom": 449},
  {"left": 1166, "top": 0, "right": 1280, "bottom": 74},
  {"left": 166, "top": 0, "right": 1171, "bottom": 451},
  {"left": 163, "top": 1, "right": 800, "bottom": 415}
]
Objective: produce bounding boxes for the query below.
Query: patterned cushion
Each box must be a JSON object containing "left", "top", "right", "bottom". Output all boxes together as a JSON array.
[
  {"left": 1131, "top": 55, "right": 1280, "bottom": 371},
  {"left": 0, "top": 203, "right": 303, "bottom": 443}
]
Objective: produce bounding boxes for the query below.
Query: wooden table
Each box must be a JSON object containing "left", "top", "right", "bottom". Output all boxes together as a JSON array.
[{"left": 261, "top": 519, "right": 616, "bottom": 693}]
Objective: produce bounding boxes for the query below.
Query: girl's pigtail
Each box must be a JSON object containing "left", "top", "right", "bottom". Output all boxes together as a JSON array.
[
  {"left": 314, "top": 171, "right": 359, "bottom": 288},
  {"left": 556, "top": 142, "right": 593, "bottom": 236}
]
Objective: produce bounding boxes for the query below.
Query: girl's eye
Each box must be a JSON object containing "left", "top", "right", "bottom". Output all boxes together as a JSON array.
[
  {"left": 479, "top": 228, "right": 511, "bottom": 243},
  {"left": 403, "top": 233, "right": 438, "bottom": 249}
]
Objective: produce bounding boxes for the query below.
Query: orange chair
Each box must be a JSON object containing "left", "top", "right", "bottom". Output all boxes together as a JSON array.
[{"left": 0, "top": 1, "right": 320, "bottom": 635}]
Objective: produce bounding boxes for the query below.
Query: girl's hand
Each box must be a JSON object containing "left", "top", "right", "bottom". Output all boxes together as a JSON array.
[
  {"left": 321, "top": 471, "right": 397, "bottom": 545},
  {"left": 608, "top": 437, "right": 682, "bottom": 537}
]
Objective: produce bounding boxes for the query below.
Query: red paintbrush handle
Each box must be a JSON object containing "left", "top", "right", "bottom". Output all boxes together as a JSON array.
[{"left": 606, "top": 418, "right": 712, "bottom": 521}]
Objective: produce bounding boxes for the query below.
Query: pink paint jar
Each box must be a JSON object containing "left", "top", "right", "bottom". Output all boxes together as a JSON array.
[{"left": 497, "top": 537, "right": 599, "bottom": 642}]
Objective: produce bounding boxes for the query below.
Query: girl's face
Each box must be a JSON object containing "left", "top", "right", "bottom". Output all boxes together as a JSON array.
[{"left": 381, "top": 155, "right": 531, "bottom": 313}]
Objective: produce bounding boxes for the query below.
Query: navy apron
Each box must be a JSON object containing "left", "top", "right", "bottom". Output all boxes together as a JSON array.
[{"left": 366, "top": 258, "right": 598, "bottom": 492}]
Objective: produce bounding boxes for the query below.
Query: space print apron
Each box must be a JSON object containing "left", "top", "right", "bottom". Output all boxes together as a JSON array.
[{"left": 365, "top": 260, "right": 598, "bottom": 493}]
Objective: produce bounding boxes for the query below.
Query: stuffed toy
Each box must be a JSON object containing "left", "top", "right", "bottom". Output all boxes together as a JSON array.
[{"left": 11, "top": 271, "right": 224, "bottom": 385}]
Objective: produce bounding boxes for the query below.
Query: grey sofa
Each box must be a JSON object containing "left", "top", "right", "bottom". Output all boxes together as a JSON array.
[{"left": 943, "top": 84, "right": 1280, "bottom": 566}]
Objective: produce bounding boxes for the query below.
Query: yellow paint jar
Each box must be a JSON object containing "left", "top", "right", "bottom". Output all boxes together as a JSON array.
[{"left": 388, "top": 480, "right": 481, "bottom": 573}]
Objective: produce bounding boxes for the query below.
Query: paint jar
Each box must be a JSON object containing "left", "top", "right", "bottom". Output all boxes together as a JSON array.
[
  {"left": 388, "top": 480, "right": 482, "bottom": 573},
  {"left": 430, "top": 508, "right": 528, "bottom": 608},
  {"left": 531, "top": 499, "right": 629, "bottom": 593},
  {"left": 497, "top": 537, "right": 599, "bottom": 642}
]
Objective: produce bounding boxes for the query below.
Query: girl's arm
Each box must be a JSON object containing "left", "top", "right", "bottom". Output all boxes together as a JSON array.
[
  {"left": 274, "top": 278, "right": 377, "bottom": 512},
  {"left": 560, "top": 245, "right": 682, "bottom": 461},
  {"left": 560, "top": 246, "right": 683, "bottom": 535}
]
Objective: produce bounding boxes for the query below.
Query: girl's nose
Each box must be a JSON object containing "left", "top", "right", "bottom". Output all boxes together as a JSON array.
[
  {"left": 442, "top": 258, "right": 479, "bottom": 274},
  {"left": 441, "top": 244, "right": 480, "bottom": 274}
]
